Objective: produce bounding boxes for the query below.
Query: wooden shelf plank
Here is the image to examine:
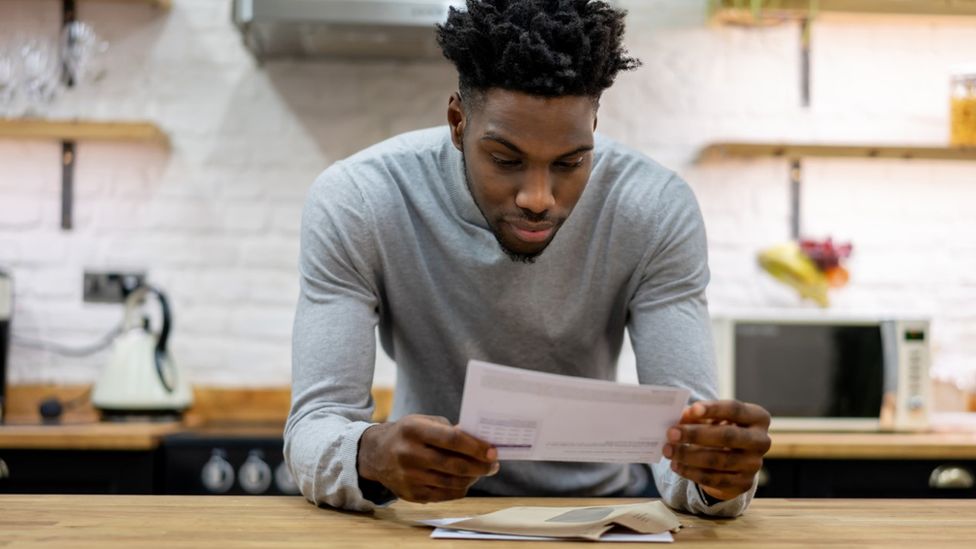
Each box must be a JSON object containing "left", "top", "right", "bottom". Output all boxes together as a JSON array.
[
  {"left": 698, "top": 142, "right": 976, "bottom": 162},
  {"left": 0, "top": 119, "right": 168, "bottom": 146},
  {"left": 83, "top": 0, "right": 172, "bottom": 8},
  {"left": 714, "top": 0, "right": 976, "bottom": 25}
]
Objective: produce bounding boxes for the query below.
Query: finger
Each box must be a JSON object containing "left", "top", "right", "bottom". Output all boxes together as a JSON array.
[
  {"left": 668, "top": 424, "right": 771, "bottom": 453},
  {"left": 400, "top": 484, "right": 463, "bottom": 504},
  {"left": 414, "top": 469, "right": 480, "bottom": 492},
  {"left": 689, "top": 400, "right": 771, "bottom": 428},
  {"left": 679, "top": 403, "right": 708, "bottom": 424},
  {"left": 402, "top": 481, "right": 470, "bottom": 503},
  {"left": 669, "top": 461, "right": 756, "bottom": 494},
  {"left": 417, "top": 485, "right": 469, "bottom": 503},
  {"left": 411, "top": 421, "right": 497, "bottom": 463},
  {"left": 663, "top": 444, "right": 763, "bottom": 474},
  {"left": 406, "top": 445, "right": 497, "bottom": 478},
  {"left": 425, "top": 415, "right": 453, "bottom": 426}
]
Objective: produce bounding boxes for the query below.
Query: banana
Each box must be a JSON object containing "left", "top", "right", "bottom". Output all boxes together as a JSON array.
[{"left": 758, "top": 242, "right": 830, "bottom": 307}]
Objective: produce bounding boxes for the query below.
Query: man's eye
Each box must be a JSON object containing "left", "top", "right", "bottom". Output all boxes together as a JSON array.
[
  {"left": 491, "top": 156, "right": 521, "bottom": 167},
  {"left": 555, "top": 158, "right": 584, "bottom": 169}
]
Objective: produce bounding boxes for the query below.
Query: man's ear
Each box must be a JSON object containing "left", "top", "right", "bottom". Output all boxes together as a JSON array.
[{"left": 447, "top": 92, "right": 466, "bottom": 151}]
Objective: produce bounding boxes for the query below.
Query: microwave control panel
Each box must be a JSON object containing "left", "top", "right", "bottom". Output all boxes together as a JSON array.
[{"left": 896, "top": 321, "right": 931, "bottom": 429}]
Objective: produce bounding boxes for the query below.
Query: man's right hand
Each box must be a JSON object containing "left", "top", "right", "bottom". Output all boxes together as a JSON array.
[{"left": 356, "top": 414, "right": 499, "bottom": 503}]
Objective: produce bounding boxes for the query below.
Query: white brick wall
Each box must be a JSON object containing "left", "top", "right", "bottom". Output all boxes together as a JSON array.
[{"left": 1, "top": 1, "right": 974, "bottom": 392}]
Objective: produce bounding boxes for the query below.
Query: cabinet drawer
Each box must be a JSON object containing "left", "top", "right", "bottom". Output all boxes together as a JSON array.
[
  {"left": 0, "top": 450, "right": 157, "bottom": 494},
  {"left": 755, "top": 459, "right": 799, "bottom": 497},
  {"left": 763, "top": 458, "right": 976, "bottom": 498}
]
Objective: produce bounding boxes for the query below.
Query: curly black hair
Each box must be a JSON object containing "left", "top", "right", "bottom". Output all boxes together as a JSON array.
[{"left": 436, "top": 0, "right": 640, "bottom": 104}]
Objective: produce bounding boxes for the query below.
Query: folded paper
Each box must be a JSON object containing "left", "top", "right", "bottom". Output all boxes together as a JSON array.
[{"left": 436, "top": 501, "right": 682, "bottom": 541}]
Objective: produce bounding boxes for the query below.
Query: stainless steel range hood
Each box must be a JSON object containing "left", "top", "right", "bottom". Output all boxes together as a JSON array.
[{"left": 232, "top": 0, "right": 465, "bottom": 61}]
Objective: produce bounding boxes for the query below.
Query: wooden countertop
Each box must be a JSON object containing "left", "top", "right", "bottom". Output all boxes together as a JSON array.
[
  {"left": 768, "top": 431, "right": 976, "bottom": 460},
  {"left": 0, "top": 421, "right": 186, "bottom": 450},
  {"left": 0, "top": 421, "right": 294, "bottom": 450},
  {"left": 4, "top": 423, "right": 976, "bottom": 458},
  {"left": 1, "top": 496, "right": 974, "bottom": 548}
]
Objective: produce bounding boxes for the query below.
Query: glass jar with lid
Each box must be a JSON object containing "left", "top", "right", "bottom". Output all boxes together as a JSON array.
[{"left": 951, "top": 68, "right": 976, "bottom": 147}]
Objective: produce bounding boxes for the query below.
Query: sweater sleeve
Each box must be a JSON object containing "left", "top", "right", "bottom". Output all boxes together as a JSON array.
[
  {"left": 284, "top": 163, "right": 393, "bottom": 512},
  {"left": 627, "top": 175, "right": 757, "bottom": 517}
]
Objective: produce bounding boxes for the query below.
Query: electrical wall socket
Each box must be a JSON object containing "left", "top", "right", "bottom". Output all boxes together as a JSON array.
[{"left": 83, "top": 271, "right": 146, "bottom": 304}]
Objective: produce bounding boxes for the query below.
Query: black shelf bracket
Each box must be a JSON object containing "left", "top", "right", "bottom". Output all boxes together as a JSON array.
[
  {"left": 789, "top": 158, "right": 803, "bottom": 240},
  {"left": 60, "top": 0, "right": 77, "bottom": 231},
  {"left": 61, "top": 141, "right": 75, "bottom": 230},
  {"left": 800, "top": 17, "right": 812, "bottom": 108}
]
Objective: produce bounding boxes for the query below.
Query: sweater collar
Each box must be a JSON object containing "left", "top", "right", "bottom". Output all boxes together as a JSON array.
[{"left": 443, "top": 135, "right": 491, "bottom": 231}]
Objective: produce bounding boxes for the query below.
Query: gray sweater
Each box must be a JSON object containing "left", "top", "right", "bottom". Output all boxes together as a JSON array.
[{"left": 286, "top": 126, "right": 755, "bottom": 516}]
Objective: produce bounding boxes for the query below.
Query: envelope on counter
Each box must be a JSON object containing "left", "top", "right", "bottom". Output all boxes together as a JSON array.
[{"left": 419, "top": 501, "right": 682, "bottom": 542}]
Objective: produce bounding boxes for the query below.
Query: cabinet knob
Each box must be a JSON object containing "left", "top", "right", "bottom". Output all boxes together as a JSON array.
[
  {"left": 274, "top": 461, "right": 300, "bottom": 495},
  {"left": 201, "top": 450, "right": 235, "bottom": 494},
  {"left": 757, "top": 466, "right": 770, "bottom": 488},
  {"left": 928, "top": 465, "right": 975, "bottom": 490},
  {"left": 239, "top": 451, "right": 272, "bottom": 494},
  {"left": 0, "top": 458, "right": 9, "bottom": 479}
]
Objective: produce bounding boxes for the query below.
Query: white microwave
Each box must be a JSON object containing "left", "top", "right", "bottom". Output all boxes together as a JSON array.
[{"left": 712, "top": 313, "right": 931, "bottom": 432}]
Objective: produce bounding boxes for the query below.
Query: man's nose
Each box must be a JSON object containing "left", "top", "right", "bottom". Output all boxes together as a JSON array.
[{"left": 515, "top": 169, "right": 556, "bottom": 214}]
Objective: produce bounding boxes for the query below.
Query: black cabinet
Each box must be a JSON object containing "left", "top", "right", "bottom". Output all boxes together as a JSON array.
[
  {"left": 0, "top": 449, "right": 158, "bottom": 494},
  {"left": 757, "top": 459, "right": 976, "bottom": 498},
  {"left": 0, "top": 435, "right": 295, "bottom": 495}
]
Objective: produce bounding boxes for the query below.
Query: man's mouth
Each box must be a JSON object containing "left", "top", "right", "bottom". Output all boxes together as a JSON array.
[{"left": 506, "top": 220, "right": 556, "bottom": 243}]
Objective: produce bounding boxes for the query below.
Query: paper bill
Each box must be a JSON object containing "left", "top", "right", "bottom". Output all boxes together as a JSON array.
[{"left": 458, "top": 360, "right": 690, "bottom": 463}]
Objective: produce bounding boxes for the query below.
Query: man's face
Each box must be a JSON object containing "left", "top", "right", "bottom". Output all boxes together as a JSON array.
[{"left": 448, "top": 88, "right": 597, "bottom": 262}]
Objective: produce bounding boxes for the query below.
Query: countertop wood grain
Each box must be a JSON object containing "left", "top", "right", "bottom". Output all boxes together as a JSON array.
[{"left": 1, "top": 496, "right": 974, "bottom": 548}]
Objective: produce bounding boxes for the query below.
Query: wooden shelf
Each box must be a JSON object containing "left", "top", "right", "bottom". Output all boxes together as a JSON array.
[
  {"left": 83, "top": 0, "right": 172, "bottom": 8},
  {"left": 698, "top": 142, "right": 976, "bottom": 162},
  {"left": 713, "top": 0, "right": 976, "bottom": 25},
  {"left": 0, "top": 119, "right": 168, "bottom": 147}
]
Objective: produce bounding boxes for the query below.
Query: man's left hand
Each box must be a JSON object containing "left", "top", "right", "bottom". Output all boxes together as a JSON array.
[{"left": 662, "top": 400, "right": 772, "bottom": 502}]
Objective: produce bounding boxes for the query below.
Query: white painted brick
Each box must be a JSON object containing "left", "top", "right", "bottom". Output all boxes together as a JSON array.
[
  {"left": 88, "top": 199, "right": 148, "bottom": 233},
  {"left": 7, "top": 345, "right": 104, "bottom": 384},
  {"left": 156, "top": 268, "right": 250, "bottom": 304},
  {"left": 172, "top": 335, "right": 291, "bottom": 386},
  {"left": 221, "top": 202, "right": 270, "bottom": 234},
  {"left": 245, "top": 270, "right": 300, "bottom": 306},
  {"left": 240, "top": 238, "right": 300, "bottom": 271},
  {"left": 227, "top": 305, "right": 294, "bottom": 342},
  {"left": 8, "top": 233, "right": 70, "bottom": 266},
  {"left": 0, "top": 141, "right": 60, "bottom": 197},
  {"left": 0, "top": 237, "right": 21, "bottom": 264},
  {"left": 271, "top": 204, "right": 303, "bottom": 236},
  {"left": 10, "top": 300, "right": 122, "bottom": 338},
  {"left": 97, "top": 235, "right": 238, "bottom": 268},
  {"left": 708, "top": 246, "right": 764, "bottom": 282},
  {"left": 177, "top": 304, "right": 231, "bottom": 336},
  {"left": 0, "top": 197, "right": 43, "bottom": 229},
  {"left": 1, "top": 1, "right": 975, "bottom": 386},
  {"left": 144, "top": 199, "right": 219, "bottom": 232},
  {"left": 6, "top": 266, "right": 80, "bottom": 301}
]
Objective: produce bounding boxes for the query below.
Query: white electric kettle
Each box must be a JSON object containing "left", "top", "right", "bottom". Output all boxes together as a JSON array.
[{"left": 92, "top": 285, "right": 192, "bottom": 418}]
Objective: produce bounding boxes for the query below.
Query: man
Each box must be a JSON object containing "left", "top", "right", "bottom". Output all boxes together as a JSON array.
[{"left": 285, "top": 0, "right": 771, "bottom": 517}]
